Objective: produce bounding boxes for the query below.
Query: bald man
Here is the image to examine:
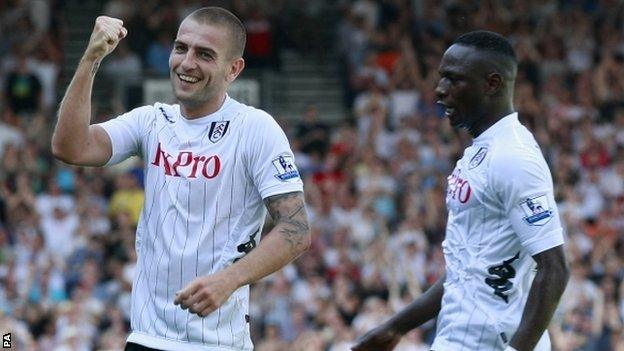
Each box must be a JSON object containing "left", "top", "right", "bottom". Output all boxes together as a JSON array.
[{"left": 353, "top": 30, "right": 569, "bottom": 351}]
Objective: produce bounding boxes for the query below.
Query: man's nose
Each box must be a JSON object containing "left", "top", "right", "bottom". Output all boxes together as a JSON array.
[
  {"left": 180, "top": 52, "right": 196, "bottom": 71},
  {"left": 435, "top": 80, "right": 448, "bottom": 99}
]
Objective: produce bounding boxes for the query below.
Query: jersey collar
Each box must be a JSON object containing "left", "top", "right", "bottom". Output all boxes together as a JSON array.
[
  {"left": 177, "top": 94, "right": 233, "bottom": 124},
  {"left": 473, "top": 112, "right": 518, "bottom": 143}
]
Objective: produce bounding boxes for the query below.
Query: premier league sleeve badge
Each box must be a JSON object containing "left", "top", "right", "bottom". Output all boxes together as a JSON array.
[
  {"left": 519, "top": 195, "right": 553, "bottom": 226},
  {"left": 272, "top": 154, "right": 300, "bottom": 181}
]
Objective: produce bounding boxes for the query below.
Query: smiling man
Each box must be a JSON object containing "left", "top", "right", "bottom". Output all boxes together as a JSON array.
[
  {"left": 52, "top": 7, "right": 310, "bottom": 351},
  {"left": 352, "top": 31, "right": 569, "bottom": 351}
]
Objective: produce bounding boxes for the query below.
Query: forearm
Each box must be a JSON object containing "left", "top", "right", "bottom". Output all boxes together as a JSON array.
[
  {"left": 224, "top": 221, "right": 310, "bottom": 288},
  {"left": 385, "top": 275, "right": 445, "bottom": 335},
  {"left": 225, "top": 192, "right": 310, "bottom": 288},
  {"left": 510, "top": 267, "right": 569, "bottom": 350},
  {"left": 52, "top": 54, "right": 99, "bottom": 160},
  {"left": 174, "top": 192, "right": 310, "bottom": 317}
]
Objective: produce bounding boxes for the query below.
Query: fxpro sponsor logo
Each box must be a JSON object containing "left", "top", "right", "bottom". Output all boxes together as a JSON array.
[
  {"left": 150, "top": 142, "right": 221, "bottom": 179},
  {"left": 447, "top": 168, "right": 472, "bottom": 204}
]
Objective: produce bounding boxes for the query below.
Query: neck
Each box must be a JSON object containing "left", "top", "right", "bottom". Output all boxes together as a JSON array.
[
  {"left": 180, "top": 93, "right": 227, "bottom": 119},
  {"left": 469, "top": 105, "right": 514, "bottom": 138}
]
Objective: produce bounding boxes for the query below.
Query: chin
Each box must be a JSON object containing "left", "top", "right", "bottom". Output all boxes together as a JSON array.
[
  {"left": 174, "top": 89, "right": 198, "bottom": 101},
  {"left": 177, "top": 97, "right": 200, "bottom": 107},
  {"left": 448, "top": 118, "right": 463, "bottom": 129}
]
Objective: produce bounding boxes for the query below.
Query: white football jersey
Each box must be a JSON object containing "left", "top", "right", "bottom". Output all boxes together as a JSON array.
[
  {"left": 431, "top": 113, "right": 564, "bottom": 351},
  {"left": 98, "top": 96, "right": 303, "bottom": 351}
]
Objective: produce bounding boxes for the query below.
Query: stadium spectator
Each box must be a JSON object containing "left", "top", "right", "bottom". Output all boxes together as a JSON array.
[
  {"left": 243, "top": 5, "right": 275, "bottom": 69},
  {"left": 101, "top": 41, "right": 143, "bottom": 110},
  {"left": 3, "top": 52, "right": 42, "bottom": 117},
  {"left": 107, "top": 172, "right": 144, "bottom": 226},
  {"left": 295, "top": 104, "right": 330, "bottom": 159},
  {"left": 145, "top": 30, "right": 172, "bottom": 76}
]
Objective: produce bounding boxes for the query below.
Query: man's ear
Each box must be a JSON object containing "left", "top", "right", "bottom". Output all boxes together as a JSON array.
[
  {"left": 226, "top": 57, "right": 245, "bottom": 83},
  {"left": 484, "top": 72, "right": 503, "bottom": 96}
]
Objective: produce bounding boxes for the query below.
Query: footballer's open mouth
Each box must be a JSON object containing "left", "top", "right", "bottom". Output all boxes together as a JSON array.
[
  {"left": 437, "top": 100, "right": 456, "bottom": 118},
  {"left": 444, "top": 107, "right": 456, "bottom": 117}
]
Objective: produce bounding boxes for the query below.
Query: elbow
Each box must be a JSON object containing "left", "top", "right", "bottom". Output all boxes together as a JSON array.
[
  {"left": 541, "top": 254, "right": 570, "bottom": 291},
  {"left": 50, "top": 138, "right": 71, "bottom": 164},
  {"left": 535, "top": 246, "right": 570, "bottom": 291},
  {"left": 293, "top": 215, "right": 312, "bottom": 256},
  {"left": 51, "top": 136, "right": 79, "bottom": 165},
  {"left": 51, "top": 136, "right": 65, "bottom": 161},
  {"left": 556, "top": 265, "right": 570, "bottom": 297},
  {"left": 294, "top": 226, "right": 312, "bottom": 257},
  {"left": 556, "top": 251, "right": 571, "bottom": 288},
  {"left": 559, "top": 260, "right": 571, "bottom": 288},
  {"left": 300, "top": 229, "right": 312, "bottom": 253}
]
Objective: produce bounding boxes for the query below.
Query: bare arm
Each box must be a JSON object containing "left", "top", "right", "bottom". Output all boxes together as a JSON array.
[
  {"left": 174, "top": 191, "right": 311, "bottom": 317},
  {"left": 385, "top": 274, "right": 445, "bottom": 333},
  {"left": 227, "top": 191, "right": 311, "bottom": 286},
  {"left": 352, "top": 275, "right": 445, "bottom": 351},
  {"left": 51, "top": 16, "right": 127, "bottom": 166},
  {"left": 509, "top": 245, "right": 569, "bottom": 351}
]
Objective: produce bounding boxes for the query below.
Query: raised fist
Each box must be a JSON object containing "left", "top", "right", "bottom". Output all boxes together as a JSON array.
[{"left": 85, "top": 16, "right": 127, "bottom": 60}]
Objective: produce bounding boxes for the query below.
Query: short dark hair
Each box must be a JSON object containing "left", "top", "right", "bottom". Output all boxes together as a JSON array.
[
  {"left": 186, "top": 7, "right": 246, "bottom": 58},
  {"left": 453, "top": 30, "right": 516, "bottom": 62}
]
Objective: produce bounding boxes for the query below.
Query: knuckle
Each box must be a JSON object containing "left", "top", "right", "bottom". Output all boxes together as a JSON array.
[{"left": 97, "top": 16, "right": 110, "bottom": 25}]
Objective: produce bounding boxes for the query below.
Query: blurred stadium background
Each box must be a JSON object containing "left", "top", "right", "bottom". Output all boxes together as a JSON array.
[{"left": 0, "top": 0, "right": 623, "bottom": 350}]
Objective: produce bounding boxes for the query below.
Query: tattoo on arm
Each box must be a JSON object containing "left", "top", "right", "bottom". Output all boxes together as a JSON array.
[{"left": 264, "top": 191, "right": 310, "bottom": 251}]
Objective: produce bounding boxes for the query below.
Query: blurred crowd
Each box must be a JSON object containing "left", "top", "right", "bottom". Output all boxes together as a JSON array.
[
  {"left": 97, "top": 0, "right": 328, "bottom": 112},
  {"left": 0, "top": 0, "right": 623, "bottom": 350}
]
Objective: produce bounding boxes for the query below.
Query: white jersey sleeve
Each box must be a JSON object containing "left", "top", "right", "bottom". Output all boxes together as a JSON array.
[
  {"left": 97, "top": 105, "right": 154, "bottom": 166},
  {"left": 491, "top": 147, "right": 564, "bottom": 256},
  {"left": 243, "top": 110, "right": 303, "bottom": 199}
]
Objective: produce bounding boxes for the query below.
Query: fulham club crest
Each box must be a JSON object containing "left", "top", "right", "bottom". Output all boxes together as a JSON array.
[
  {"left": 469, "top": 147, "right": 488, "bottom": 169},
  {"left": 209, "top": 121, "right": 230, "bottom": 143}
]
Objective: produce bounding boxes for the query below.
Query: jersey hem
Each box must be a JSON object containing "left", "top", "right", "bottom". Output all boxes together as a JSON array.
[
  {"left": 97, "top": 124, "right": 117, "bottom": 167},
  {"left": 521, "top": 227, "right": 564, "bottom": 256},
  {"left": 430, "top": 338, "right": 465, "bottom": 351},
  {"left": 260, "top": 183, "right": 304, "bottom": 200},
  {"left": 127, "top": 331, "right": 251, "bottom": 351}
]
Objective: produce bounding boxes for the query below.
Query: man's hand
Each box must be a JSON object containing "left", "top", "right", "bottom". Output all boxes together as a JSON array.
[
  {"left": 351, "top": 325, "right": 402, "bottom": 351},
  {"left": 85, "top": 16, "right": 127, "bottom": 60},
  {"left": 174, "top": 271, "right": 239, "bottom": 317}
]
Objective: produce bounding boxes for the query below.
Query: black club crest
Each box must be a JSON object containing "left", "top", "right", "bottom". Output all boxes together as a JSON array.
[{"left": 208, "top": 121, "right": 230, "bottom": 143}]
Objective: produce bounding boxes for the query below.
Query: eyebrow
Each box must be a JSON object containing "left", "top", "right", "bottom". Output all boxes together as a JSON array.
[
  {"left": 439, "top": 65, "right": 464, "bottom": 76},
  {"left": 173, "top": 40, "right": 218, "bottom": 58},
  {"left": 438, "top": 69, "right": 457, "bottom": 76}
]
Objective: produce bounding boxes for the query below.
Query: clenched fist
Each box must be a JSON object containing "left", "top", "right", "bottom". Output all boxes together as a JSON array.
[
  {"left": 174, "top": 271, "right": 239, "bottom": 317},
  {"left": 85, "top": 16, "right": 127, "bottom": 60}
]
